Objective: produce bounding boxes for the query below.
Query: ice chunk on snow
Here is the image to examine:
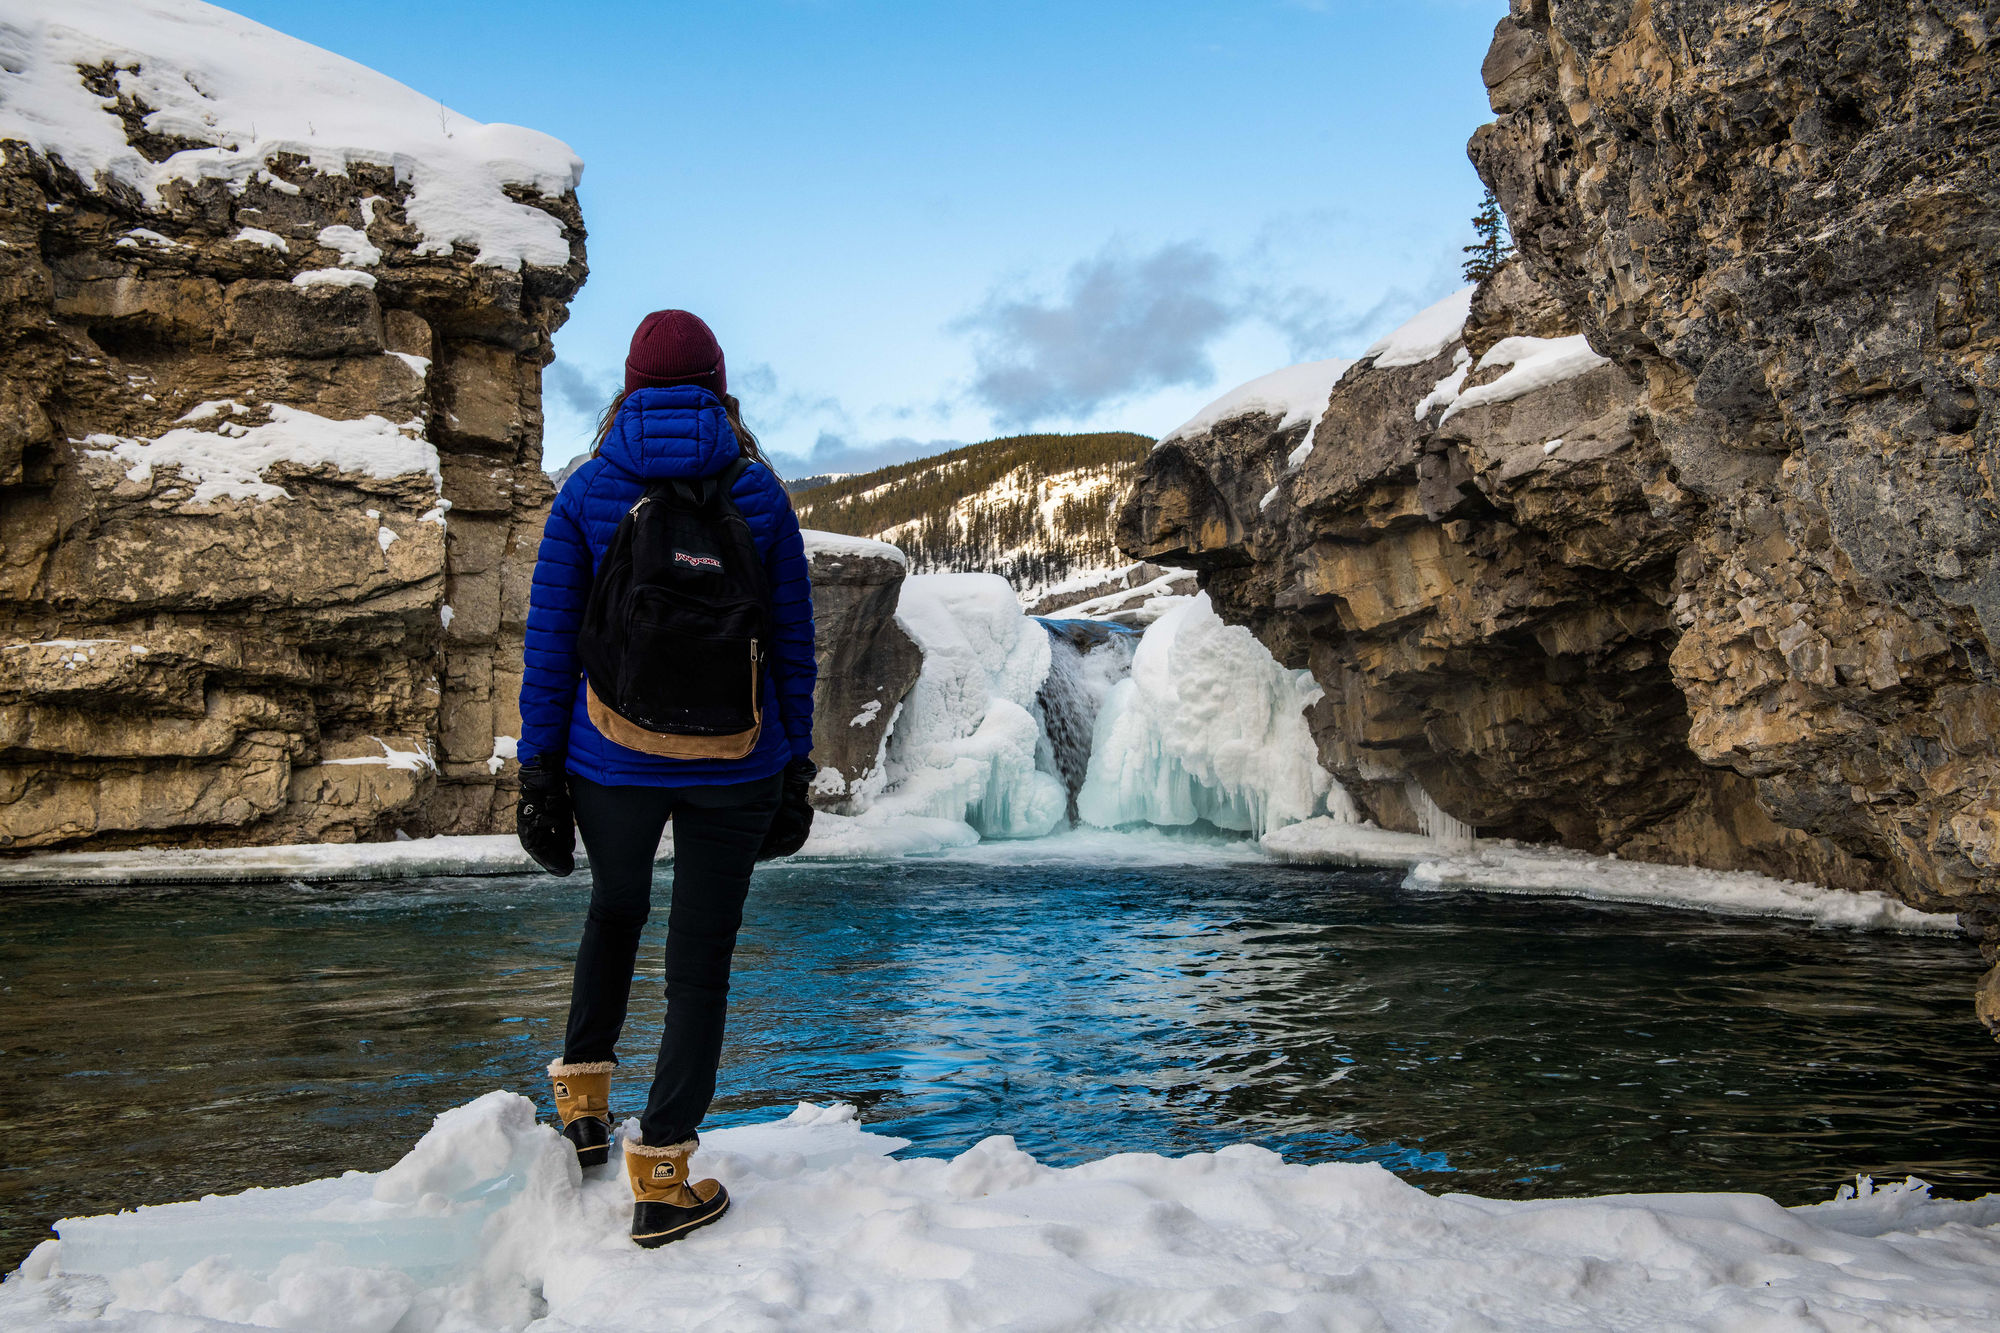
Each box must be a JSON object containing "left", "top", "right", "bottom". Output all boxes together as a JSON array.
[
  {"left": 1161, "top": 356, "right": 1356, "bottom": 448},
  {"left": 14, "top": 1094, "right": 2000, "bottom": 1332},
  {"left": 83, "top": 403, "right": 438, "bottom": 503},
  {"left": 1077, "top": 593, "right": 1331, "bottom": 836},
  {"left": 1361, "top": 286, "right": 1475, "bottom": 368},
  {"left": 54, "top": 1092, "right": 564, "bottom": 1288},
  {"left": 0, "top": 0, "right": 582, "bottom": 272},
  {"left": 1441, "top": 334, "right": 1611, "bottom": 420}
]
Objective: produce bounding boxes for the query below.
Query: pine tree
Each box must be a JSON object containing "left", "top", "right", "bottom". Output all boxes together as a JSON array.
[{"left": 1461, "top": 188, "right": 1513, "bottom": 284}]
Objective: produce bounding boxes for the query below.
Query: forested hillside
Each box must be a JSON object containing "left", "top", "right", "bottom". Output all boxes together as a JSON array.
[{"left": 792, "top": 432, "right": 1152, "bottom": 593}]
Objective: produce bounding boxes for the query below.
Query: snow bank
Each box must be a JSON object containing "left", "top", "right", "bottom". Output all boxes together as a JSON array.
[
  {"left": 0, "top": 0, "right": 581, "bottom": 271},
  {"left": 800, "top": 528, "right": 907, "bottom": 567},
  {"left": 1077, "top": 593, "right": 1333, "bottom": 837},
  {"left": 0, "top": 833, "right": 673, "bottom": 888},
  {"left": 837, "top": 573, "right": 1066, "bottom": 842},
  {"left": 1160, "top": 356, "right": 1356, "bottom": 447},
  {"left": 84, "top": 404, "right": 438, "bottom": 503},
  {"left": 1360, "top": 285, "right": 1475, "bottom": 369},
  {"left": 10, "top": 1093, "right": 2000, "bottom": 1333},
  {"left": 1408, "top": 841, "right": 1960, "bottom": 933},
  {"left": 1441, "top": 333, "right": 1611, "bottom": 420},
  {"left": 1264, "top": 818, "right": 1961, "bottom": 933}
]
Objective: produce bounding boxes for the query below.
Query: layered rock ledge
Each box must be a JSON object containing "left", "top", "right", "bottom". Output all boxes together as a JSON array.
[
  {"left": 0, "top": 1, "right": 586, "bottom": 847},
  {"left": 1121, "top": 0, "right": 2000, "bottom": 1025}
]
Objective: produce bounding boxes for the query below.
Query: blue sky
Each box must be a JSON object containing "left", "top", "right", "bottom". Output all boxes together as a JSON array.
[{"left": 229, "top": 1, "right": 1506, "bottom": 474}]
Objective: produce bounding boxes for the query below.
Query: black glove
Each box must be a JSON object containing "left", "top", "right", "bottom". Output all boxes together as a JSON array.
[
  {"left": 516, "top": 758, "right": 575, "bottom": 876},
  {"left": 757, "top": 758, "right": 818, "bottom": 861}
]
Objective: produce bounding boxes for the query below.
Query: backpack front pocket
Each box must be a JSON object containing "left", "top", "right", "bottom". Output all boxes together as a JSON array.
[{"left": 619, "top": 603, "right": 760, "bottom": 736}]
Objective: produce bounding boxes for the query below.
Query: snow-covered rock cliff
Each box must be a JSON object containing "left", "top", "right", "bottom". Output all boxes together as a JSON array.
[{"left": 0, "top": 0, "right": 586, "bottom": 848}]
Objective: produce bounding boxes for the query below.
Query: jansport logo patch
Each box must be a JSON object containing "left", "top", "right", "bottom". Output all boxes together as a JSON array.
[{"left": 673, "top": 551, "right": 723, "bottom": 571}]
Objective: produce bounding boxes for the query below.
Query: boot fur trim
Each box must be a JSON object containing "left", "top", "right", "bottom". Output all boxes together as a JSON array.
[
  {"left": 547, "top": 1058, "right": 617, "bottom": 1077},
  {"left": 623, "top": 1137, "right": 699, "bottom": 1158}
]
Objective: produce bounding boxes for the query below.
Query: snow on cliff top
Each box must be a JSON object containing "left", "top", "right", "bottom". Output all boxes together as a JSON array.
[
  {"left": 802, "top": 529, "right": 909, "bottom": 567},
  {"left": 0, "top": 0, "right": 582, "bottom": 270},
  {"left": 1159, "top": 286, "right": 1476, "bottom": 447},
  {"left": 1161, "top": 356, "right": 1356, "bottom": 445},
  {"left": 1361, "top": 285, "right": 1476, "bottom": 368}
]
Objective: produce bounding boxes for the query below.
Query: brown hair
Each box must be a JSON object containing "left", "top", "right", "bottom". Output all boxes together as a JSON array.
[{"left": 592, "top": 389, "right": 782, "bottom": 484}]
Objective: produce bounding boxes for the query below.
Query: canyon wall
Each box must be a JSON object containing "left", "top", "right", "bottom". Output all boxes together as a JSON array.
[
  {"left": 0, "top": 9, "right": 586, "bottom": 849},
  {"left": 1121, "top": 0, "right": 2000, "bottom": 1024}
]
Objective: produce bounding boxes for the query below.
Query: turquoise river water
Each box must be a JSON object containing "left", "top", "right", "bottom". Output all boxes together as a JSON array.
[{"left": 3, "top": 851, "right": 1997, "bottom": 1266}]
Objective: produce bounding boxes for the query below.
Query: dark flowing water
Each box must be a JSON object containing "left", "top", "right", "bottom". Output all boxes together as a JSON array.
[{"left": 3, "top": 853, "right": 1997, "bottom": 1266}]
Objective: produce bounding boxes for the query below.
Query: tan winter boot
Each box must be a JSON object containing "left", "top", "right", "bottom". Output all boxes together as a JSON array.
[
  {"left": 623, "top": 1136, "right": 730, "bottom": 1248},
  {"left": 548, "top": 1059, "right": 615, "bottom": 1168}
]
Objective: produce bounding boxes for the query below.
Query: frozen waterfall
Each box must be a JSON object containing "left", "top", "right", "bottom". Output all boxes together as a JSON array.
[
  {"left": 1034, "top": 619, "right": 1140, "bottom": 821},
  {"left": 812, "top": 574, "right": 1353, "bottom": 851},
  {"left": 1075, "top": 594, "right": 1341, "bottom": 837}
]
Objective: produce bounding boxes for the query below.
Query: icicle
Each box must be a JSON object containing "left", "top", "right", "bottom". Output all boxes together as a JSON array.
[{"left": 1410, "top": 780, "right": 1477, "bottom": 851}]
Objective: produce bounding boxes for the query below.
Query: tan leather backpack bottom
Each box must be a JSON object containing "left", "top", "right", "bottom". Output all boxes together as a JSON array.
[{"left": 586, "top": 683, "right": 760, "bottom": 760}]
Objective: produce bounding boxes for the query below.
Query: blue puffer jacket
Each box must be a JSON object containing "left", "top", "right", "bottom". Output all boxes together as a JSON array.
[{"left": 518, "top": 386, "right": 815, "bottom": 786}]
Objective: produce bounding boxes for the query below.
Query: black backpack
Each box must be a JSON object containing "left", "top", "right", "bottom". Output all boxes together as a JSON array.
[{"left": 577, "top": 456, "right": 772, "bottom": 759}]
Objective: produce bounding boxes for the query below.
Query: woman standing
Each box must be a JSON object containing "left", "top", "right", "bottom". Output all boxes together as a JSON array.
[{"left": 514, "top": 310, "right": 817, "bottom": 1247}]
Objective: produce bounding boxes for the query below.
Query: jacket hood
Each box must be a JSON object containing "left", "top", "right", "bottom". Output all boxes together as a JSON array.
[{"left": 595, "top": 386, "right": 740, "bottom": 480}]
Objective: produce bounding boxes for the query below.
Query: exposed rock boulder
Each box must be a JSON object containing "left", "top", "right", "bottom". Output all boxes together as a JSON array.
[
  {"left": 803, "top": 533, "right": 922, "bottom": 812},
  {"left": 0, "top": 2, "right": 585, "bottom": 848},
  {"left": 1121, "top": 268, "right": 1860, "bottom": 888},
  {"left": 1120, "top": 0, "right": 2000, "bottom": 1024},
  {"left": 1470, "top": 0, "right": 2000, "bottom": 1013}
]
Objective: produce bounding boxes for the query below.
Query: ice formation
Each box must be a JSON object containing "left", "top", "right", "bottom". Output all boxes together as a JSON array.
[
  {"left": 860, "top": 573, "right": 1068, "bottom": 841},
  {"left": 1033, "top": 621, "right": 1140, "bottom": 819},
  {"left": 10, "top": 1092, "right": 2000, "bottom": 1332},
  {"left": 1076, "top": 594, "right": 1338, "bottom": 837},
  {"left": 0, "top": 0, "right": 582, "bottom": 271}
]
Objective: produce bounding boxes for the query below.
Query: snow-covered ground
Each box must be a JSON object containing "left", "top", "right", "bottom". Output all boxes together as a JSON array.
[{"left": 7, "top": 1091, "right": 1999, "bottom": 1332}]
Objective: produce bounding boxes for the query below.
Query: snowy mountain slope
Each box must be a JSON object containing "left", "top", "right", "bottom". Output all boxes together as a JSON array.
[{"left": 790, "top": 432, "right": 1151, "bottom": 597}]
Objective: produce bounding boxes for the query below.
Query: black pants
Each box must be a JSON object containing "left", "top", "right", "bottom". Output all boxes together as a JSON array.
[{"left": 562, "top": 771, "right": 782, "bottom": 1145}]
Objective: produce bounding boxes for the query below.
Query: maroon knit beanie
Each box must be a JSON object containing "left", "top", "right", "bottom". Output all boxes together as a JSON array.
[{"left": 623, "top": 309, "right": 727, "bottom": 397}]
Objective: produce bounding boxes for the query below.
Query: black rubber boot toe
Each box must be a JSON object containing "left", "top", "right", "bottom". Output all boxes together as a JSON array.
[
  {"left": 562, "top": 1114, "right": 611, "bottom": 1169},
  {"left": 631, "top": 1183, "right": 730, "bottom": 1249}
]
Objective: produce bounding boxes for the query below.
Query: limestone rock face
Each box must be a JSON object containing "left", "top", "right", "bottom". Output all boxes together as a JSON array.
[
  {"left": 1121, "top": 263, "right": 1862, "bottom": 888},
  {"left": 0, "top": 126, "right": 585, "bottom": 847},
  {"left": 1470, "top": 0, "right": 2000, "bottom": 998},
  {"left": 806, "top": 544, "right": 922, "bottom": 812},
  {"left": 1121, "top": 0, "right": 2000, "bottom": 1025}
]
